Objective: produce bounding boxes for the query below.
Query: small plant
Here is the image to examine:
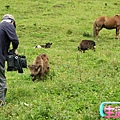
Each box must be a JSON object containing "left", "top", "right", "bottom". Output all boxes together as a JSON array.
[
  {"left": 5, "top": 5, "right": 10, "bottom": 9},
  {"left": 66, "top": 29, "right": 72, "bottom": 35},
  {"left": 83, "top": 32, "right": 92, "bottom": 37}
]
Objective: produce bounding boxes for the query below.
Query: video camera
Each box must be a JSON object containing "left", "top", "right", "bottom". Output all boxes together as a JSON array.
[{"left": 7, "top": 50, "right": 27, "bottom": 73}]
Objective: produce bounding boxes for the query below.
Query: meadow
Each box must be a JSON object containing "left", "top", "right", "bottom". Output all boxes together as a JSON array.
[{"left": 0, "top": 0, "right": 120, "bottom": 120}]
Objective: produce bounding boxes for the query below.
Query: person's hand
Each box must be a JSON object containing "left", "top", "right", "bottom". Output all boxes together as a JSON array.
[{"left": 14, "top": 49, "right": 18, "bottom": 55}]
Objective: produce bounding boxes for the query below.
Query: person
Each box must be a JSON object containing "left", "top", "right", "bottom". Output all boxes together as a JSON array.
[{"left": 0, "top": 14, "right": 19, "bottom": 106}]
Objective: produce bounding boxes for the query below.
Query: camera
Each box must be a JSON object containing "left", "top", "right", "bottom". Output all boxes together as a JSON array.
[{"left": 7, "top": 50, "right": 27, "bottom": 73}]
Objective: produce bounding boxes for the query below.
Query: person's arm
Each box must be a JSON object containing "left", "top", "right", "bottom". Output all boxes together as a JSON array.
[
  {"left": 12, "top": 49, "right": 18, "bottom": 55},
  {"left": 6, "top": 23, "right": 19, "bottom": 54}
]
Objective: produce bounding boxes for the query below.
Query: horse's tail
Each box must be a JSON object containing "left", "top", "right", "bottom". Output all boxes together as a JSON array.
[{"left": 93, "top": 20, "right": 97, "bottom": 38}]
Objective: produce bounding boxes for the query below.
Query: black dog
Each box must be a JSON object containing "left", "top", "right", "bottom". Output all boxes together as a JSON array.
[
  {"left": 34, "top": 42, "right": 52, "bottom": 48},
  {"left": 78, "top": 40, "right": 96, "bottom": 53}
]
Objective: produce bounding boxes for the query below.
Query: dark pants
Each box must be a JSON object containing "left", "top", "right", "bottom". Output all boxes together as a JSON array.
[{"left": 0, "top": 65, "right": 7, "bottom": 104}]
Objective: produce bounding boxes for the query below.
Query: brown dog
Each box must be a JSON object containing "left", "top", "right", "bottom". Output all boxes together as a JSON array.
[
  {"left": 78, "top": 40, "right": 96, "bottom": 53},
  {"left": 28, "top": 54, "right": 49, "bottom": 81}
]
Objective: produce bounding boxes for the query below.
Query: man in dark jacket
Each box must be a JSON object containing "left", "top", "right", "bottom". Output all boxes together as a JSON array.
[{"left": 0, "top": 14, "right": 19, "bottom": 106}]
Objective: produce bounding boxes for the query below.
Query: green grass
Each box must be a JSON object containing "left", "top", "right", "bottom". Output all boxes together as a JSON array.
[{"left": 0, "top": 0, "right": 120, "bottom": 119}]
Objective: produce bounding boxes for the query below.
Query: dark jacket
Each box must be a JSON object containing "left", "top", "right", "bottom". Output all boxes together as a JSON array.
[{"left": 0, "top": 21, "right": 19, "bottom": 67}]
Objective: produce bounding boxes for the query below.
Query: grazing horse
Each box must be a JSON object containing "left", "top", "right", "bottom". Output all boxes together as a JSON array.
[{"left": 93, "top": 15, "right": 120, "bottom": 39}]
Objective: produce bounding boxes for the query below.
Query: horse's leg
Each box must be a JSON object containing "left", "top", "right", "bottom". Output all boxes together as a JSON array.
[
  {"left": 93, "top": 21, "right": 100, "bottom": 39},
  {"left": 93, "top": 21, "right": 97, "bottom": 38},
  {"left": 96, "top": 27, "right": 102, "bottom": 39},
  {"left": 115, "top": 27, "right": 120, "bottom": 39},
  {"left": 93, "top": 20, "right": 103, "bottom": 39},
  {"left": 95, "top": 29, "right": 99, "bottom": 38}
]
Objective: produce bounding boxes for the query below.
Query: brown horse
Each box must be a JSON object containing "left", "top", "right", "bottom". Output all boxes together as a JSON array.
[{"left": 93, "top": 15, "right": 120, "bottom": 39}]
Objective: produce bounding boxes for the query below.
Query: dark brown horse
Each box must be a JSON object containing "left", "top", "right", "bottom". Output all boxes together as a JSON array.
[{"left": 93, "top": 15, "right": 120, "bottom": 39}]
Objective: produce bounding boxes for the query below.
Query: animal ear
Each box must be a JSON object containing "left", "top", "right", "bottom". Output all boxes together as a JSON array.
[
  {"left": 28, "top": 65, "right": 31, "bottom": 68},
  {"left": 43, "top": 54, "right": 46, "bottom": 57}
]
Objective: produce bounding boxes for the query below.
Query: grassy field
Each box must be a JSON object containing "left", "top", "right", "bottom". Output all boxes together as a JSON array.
[{"left": 0, "top": 0, "right": 120, "bottom": 120}]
